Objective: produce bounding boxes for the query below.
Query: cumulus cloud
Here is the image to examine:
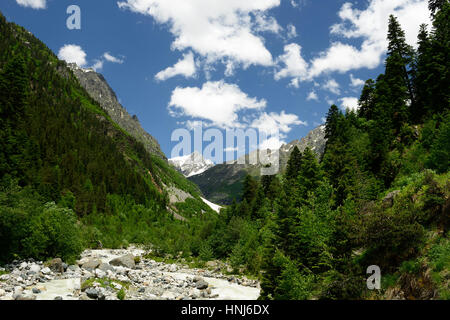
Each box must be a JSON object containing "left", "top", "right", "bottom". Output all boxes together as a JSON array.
[
  {"left": 168, "top": 81, "right": 305, "bottom": 148},
  {"left": 16, "top": 0, "right": 46, "bottom": 9},
  {"left": 286, "top": 24, "right": 298, "bottom": 39},
  {"left": 251, "top": 111, "right": 306, "bottom": 135},
  {"left": 251, "top": 111, "right": 306, "bottom": 149},
  {"left": 103, "top": 53, "right": 125, "bottom": 64},
  {"left": 323, "top": 79, "right": 341, "bottom": 95},
  {"left": 275, "top": 43, "right": 308, "bottom": 83},
  {"left": 340, "top": 97, "right": 359, "bottom": 111},
  {"left": 168, "top": 81, "right": 266, "bottom": 128},
  {"left": 309, "top": 0, "right": 430, "bottom": 78},
  {"left": 58, "top": 45, "right": 87, "bottom": 67},
  {"left": 117, "top": 0, "right": 280, "bottom": 70},
  {"left": 58, "top": 45, "right": 125, "bottom": 71},
  {"left": 155, "top": 51, "right": 197, "bottom": 81},
  {"left": 275, "top": 0, "right": 431, "bottom": 84},
  {"left": 307, "top": 90, "right": 319, "bottom": 101},
  {"left": 91, "top": 60, "right": 104, "bottom": 72},
  {"left": 254, "top": 12, "right": 282, "bottom": 34},
  {"left": 350, "top": 74, "right": 365, "bottom": 87}
]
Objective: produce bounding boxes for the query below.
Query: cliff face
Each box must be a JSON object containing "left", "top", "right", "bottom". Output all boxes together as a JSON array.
[{"left": 69, "top": 64, "right": 166, "bottom": 160}]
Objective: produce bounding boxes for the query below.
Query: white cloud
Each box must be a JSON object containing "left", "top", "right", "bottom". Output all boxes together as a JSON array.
[
  {"left": 58, "top": 45, "right": 125, "bottom": 71},
  {"left": 275, "top": 0, "right": 430, "bottom": 84},
  {"left": 103, "top": 53, "right": 125, "bottom": 64},
  {"left": 155, "top": 51, "right": 197, "bottom": 81},
  {"left": 251, "top": 111, "right": 307, "bottom": 149},
  {"left": 254, "top": 12, "right": 282, "bottom": 34},
  {"left": 308, "top": 41, "right": 383, "bottom": 79},
  {"left": 251, "top": 111, "right": 306, "bottom": 135},
  {"left": 340, "top": 97, "right": 359, "bottom": 111},
  {"left": 16, "top": 0, "right": 46, "bottom": 9},
  {"left": 309, "top": 0, "right": 430, "bottom": 78},
  {"left": 289, "top": 78, "right": 300, "bottom": 89},
  {"left": 169, "top": 81, "right": 266, "bottom": 128},
  {"left": 58, "top": 45, "right": 87, "bottom": 67},
  {"left": 275, "top": 43, "right": 308, "bottom": 83},
  {"left": 323, "top": 79, "right": 341, "bottom": 95},
  {"left": 118, "top": 0, "right": 280, "bottom": 70},
  {"left": 91, "top": 60, "right": 104, "bottom": 72},
  {"left": 286, "top": 24, "right": 298, "bottom": 39},
  {"left": 350, "top": 74, "right": 365, "bottom": 87},
  {"left": 290, "top": 0, "right": 306, "bottom": 9},
  {"left": 307, "top": 90, "right": 319, "bottom": 101},
  {"left": 168, "top": 81, "right": 305, "bottom": 148}
]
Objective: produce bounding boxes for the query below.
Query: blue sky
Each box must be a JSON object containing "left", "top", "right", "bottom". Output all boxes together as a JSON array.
[{"left": 1, "top": 0, "right": 431, "bottom": 161}]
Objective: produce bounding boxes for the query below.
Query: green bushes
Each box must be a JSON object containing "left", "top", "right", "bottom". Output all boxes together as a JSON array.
[
  {"left": 0, "top": 181, "right": 83, "bottom": 264},
  {"left": 427, "top": 113, "right": 450, "bottom": 173},
  {"left": 271, "top": 250, "right": 315, "bottom": 300},
  {"left": 361, "top": 200, "right": 425, "bottom": 271},
  {"left": 427, "top": 238, "right": 450, "bottom": 299}
]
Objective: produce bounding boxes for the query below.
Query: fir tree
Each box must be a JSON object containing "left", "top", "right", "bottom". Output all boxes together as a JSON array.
[
  {"left": 429, "top": 0, "right": 448, "bottom": 16},
  {"left": 242, "top": 174, "right": 258, "bottom": 205},
  {"left": 428, "top": 2, "right": 450, "bottom": 115},
  {"left": 385, "top": 15, "right": 414, "bottom": 131},
  {"left": 296, "top": 147, "right": 323, "bottom": 203},
  {"left": 285, "top": 146, "right": 302, "bottom": 182},
  {"left": 324, "top": 105, "right": 341, "bottom": 142},
  {"left": 358, "top": 79, "right": 376, "bottom": 120},
  {"left": 412, "top": 24, "right": 433, "bottom": 123}
]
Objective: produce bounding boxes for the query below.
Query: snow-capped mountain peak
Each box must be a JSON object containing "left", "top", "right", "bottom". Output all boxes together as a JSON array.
[{"left": 169, "top": 151, "right": 214, "bottom": 177}]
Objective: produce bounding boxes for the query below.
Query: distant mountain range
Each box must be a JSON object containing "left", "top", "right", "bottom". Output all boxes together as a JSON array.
[
  {"left": 169, "top": 151, "right": 214, "bottom": 177},
  {"left": 188, "top": 125, "right": 327, "bottom": 205},
  {"left": 69, "top": 60, "right": 327, "bottom": 207}
]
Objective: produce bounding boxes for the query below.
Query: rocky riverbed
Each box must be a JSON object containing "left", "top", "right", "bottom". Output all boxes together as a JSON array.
[{"left": 0, "top": 247, "right": 260, "bottom": 301}]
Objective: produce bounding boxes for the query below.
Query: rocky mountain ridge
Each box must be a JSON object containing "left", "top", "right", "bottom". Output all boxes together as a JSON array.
[
  {"left": 69, "top": 63, "right": 166, "bottom": 160},
  {"left": 189, "top": 125, "right": 327, "bottom": 205},
  {"left": 169, "top": 151, "right": 214, "bottom": 177}
]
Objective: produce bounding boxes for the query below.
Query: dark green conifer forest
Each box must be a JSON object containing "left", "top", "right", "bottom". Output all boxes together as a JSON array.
[{"left": 0, "top": 1, "right": 448, "bottom": 300}]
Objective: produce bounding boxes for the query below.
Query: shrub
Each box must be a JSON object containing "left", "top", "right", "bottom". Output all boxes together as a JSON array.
[
  {"left": 117, "top": 289, "right": 126, "bottom": 300},
  {"left": 0, "top": 183, "right": 83, "bottom": 264},
  {"left": 272, "top": 250, "right": 316, "bottom": 300},
  {"left": 427, "top": 113, "right": 450, "bottom": 173},
  {"left": 361, "top": 203, "right": 425, "bottom": 271}
]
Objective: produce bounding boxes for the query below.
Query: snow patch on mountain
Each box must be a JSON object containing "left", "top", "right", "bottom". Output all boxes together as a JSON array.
[
  {"left": 201, "top": 197, "right": 222, "bottom": 213},
  {"left": 169, "top": 151, "right": 214, "bottom": 178}
]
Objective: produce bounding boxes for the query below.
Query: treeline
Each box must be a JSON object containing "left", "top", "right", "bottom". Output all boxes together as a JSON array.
[{"left": 192, "top": 1, "right": 449, "bottom": 300}]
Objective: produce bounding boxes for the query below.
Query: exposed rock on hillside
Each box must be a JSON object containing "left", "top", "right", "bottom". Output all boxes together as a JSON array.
[
  {"left": 169, "top": 151, "right": 214, "bottom": 177},
  {"left": 69, "top": 64, "right": 166, "bottom": 160}
]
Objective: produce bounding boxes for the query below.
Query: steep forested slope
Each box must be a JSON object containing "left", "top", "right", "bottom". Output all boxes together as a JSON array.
[
  {"left": 0, "top": 12, "right": 214, "bottom": 264},
  {"left": 69, "top": 63, "right": 166, "bottom": 160}
]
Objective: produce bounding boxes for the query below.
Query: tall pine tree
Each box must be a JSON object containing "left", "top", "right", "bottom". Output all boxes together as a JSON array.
[{"left": 385, "top": 15, "right": 414, "bottom": 132}]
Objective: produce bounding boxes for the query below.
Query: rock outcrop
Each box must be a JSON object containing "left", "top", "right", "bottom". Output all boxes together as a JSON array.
[
  {"left": 169, "top": 151, "right": 214, "bottom": 178},
  {"left": 69, "top": 63, "right": 166, "bottom": 160}
]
